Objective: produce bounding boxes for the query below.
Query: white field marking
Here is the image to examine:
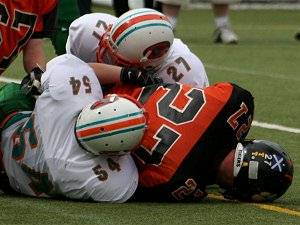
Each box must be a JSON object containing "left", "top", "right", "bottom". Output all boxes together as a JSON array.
[
  {"left": 252, "top": 121, "right": 300, "bottom": 134},
  {"left": 92, "top": 1, "right": 300, "bottom": 10},
  {"left": 0, "top": 76, "right": 21, "bottom": 84},
  {"left": 202, "top": 63, "right": 300, "bottom": 133},
  {"left": 1, "top": 77, "right": 299, "bottom": 134},
  {"left": 204, "top": 64, "right": 300, "bottom": 82},
  {"left": 187, "top": 3, "right": 300, "bottom": 10}
]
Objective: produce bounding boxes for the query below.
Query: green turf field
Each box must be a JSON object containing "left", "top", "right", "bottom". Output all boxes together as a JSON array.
[{"left": 0, "top": 7, "right": 299, "bottom": 225}]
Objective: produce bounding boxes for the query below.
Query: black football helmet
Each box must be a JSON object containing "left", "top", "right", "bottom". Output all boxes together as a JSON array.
[{"left": 223, "top": 140, "right": 294, "bottom": 202}]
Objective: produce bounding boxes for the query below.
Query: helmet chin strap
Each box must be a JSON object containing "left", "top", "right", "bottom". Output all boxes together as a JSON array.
[{"left": 109, "top": 37, "right": 118, "bottom": 51}]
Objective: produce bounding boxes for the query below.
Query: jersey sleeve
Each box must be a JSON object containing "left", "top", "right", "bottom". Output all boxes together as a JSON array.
[
  {"left": 41, "top": 54, "right": 103, "bottom": 101},
  {"left": 158, "top": 39, "right": 209, "bottom": 88},
  {"left": 31, "top": 0, "right": 58, "bottom": 38},
  {"left": 178, "top": 52, "right": 209, "bottom": 88}
]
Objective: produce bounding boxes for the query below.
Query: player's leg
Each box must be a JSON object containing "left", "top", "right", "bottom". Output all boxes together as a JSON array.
[
  {"left": 113, "top": 0, "right": 129, "bottom": 17},
  {"left": 212, "top": 0, "right": 239, "bottom": 44},
  {"left": 295, "top": 31, "right": 300, "bottom": 41},
  {"left": 144, "top": 0, "right": 154, "bottom": 8},
  {"left": 77, "top": 0, "right": 91, "bottom": 16},
  {"left": 155, "top": 0, "right": 188, "bottom": 29},
  {"left": 50, "top": 0, "right": 81, "bottom": 55}
]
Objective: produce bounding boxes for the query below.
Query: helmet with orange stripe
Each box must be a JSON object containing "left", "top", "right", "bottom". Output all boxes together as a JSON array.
[
  {"left": 97, "top": 8, "right": 174, "bottom": 71},
  {"left": 75, "top": 94, "right": 147, "bottom": 155}
]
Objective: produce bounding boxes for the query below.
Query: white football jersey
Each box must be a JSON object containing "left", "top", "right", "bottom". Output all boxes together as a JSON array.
[
  {"left": 66, "top": 13, "right": 208, "bottom": 88},
  {"left": 66, "top": 13, "right": 117, "bottom": 63},
  {"left": 1, "top": 54, "right": 138, "bottom": 202},
  {"left": 157, "top": 38, "right": 209, "bottom": 88}
]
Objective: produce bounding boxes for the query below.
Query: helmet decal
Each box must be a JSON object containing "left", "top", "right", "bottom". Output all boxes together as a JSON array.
[
  {"left": 112, "top": 13, "right": 170, "bottom": 42},
  {"left": 114, "top": 23, "right": 172, "bottom": 47},
  {"left": 111, "top": 8, "right": 165, "bottom": 33},
  {"left": 233, "top": 143, "right": 245, "bottom": 177},
  {"left": 248, "top": 160, "right": 259, "bottom": 179},
  {"left": 270, "top": 154, "right": 284, "bottom": 172}
]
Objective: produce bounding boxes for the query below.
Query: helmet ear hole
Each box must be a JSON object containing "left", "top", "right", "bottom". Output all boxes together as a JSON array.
[{"left": 75, "top": 95, "right": 147, "bottom": 155}]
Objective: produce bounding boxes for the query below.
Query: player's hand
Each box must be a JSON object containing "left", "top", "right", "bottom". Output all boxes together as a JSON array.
[
  {"left": 20, "top": 67, "right": 44, "bottom": 96},
  {"left": 120, "top": 68, "right": 163, "bottom": 86},
  {"left": 141, "top": 69, "right": 163, "bottom": 85}
]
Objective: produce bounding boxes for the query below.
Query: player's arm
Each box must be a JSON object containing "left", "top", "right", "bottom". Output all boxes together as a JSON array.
[
  {"left": 22, "top": 1, "right": 58, "bottom": 73},
  {"left": 21, "top": 60, "right": 160, "bottom": 96},
  {"left": 23, "top": 39, "right": 46, "bottom": 73},
  {"left": 89, "top": 63, "right": 122, "bottom": 84},
  {"left": 89, "top": 63, "right": 162, "bottom": 86}
]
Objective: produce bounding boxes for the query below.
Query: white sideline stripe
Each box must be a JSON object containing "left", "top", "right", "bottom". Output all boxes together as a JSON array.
[
  {"left": 0, "top": 77, "right": 21, "bottom": 84},
  {"left": 205, "top": 64, "right": 300, "bottom": 82},
  {"left": 252, "top": 121, "right": 300, "bottom": 134},
  {"left": 1, "top": 77, "right": 299, "bottom": 134},
  {"left": 188, "top": 3, "right": 300, "bottom": 10},
  {"left": 92, "top": 1, "right": 300, "bottom": 10}
]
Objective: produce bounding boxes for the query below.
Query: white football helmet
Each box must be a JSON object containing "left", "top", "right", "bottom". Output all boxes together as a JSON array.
[
  {"left": 97, "top": 8, "right": 174, "bottom": 70},
  {"left": 75, "top": 95, "right": 147, "bottom": 155}
]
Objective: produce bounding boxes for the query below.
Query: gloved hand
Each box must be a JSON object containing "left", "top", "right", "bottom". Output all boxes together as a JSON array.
[
  {"left": 20, "top": 67, "right": 44, "bottom": 96},
  {"left": 120, "top": 68, "right": 163, "bottom": 86}
]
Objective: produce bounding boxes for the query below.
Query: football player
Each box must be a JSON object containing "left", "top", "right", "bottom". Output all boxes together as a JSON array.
[
  {"left": 116, "top": 0, "right": 239, "bottom": 44},
  {"left": 0, "top": 56, "right": 294, "bottom": 203},
  {"left": 0, "top": 0, "right": 58, "bottom": 75},
  {"left": 66, "top": 8, "right": 209, "bottom": 88},
  {"left": 0, "top": 53, "right": 161, "bottom": 202},
  {"left": 50, "top": 0, "right": 92, "bottom": 55},
  {"left": 105, "top": 82, "right": 294, "bottom": 202}
]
